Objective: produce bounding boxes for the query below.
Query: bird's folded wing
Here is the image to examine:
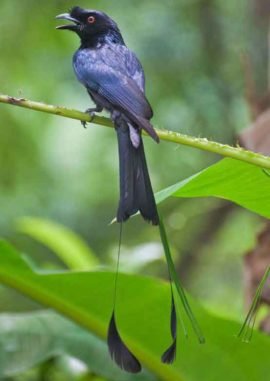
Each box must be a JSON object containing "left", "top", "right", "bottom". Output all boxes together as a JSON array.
[
  {"left": 96, "top": 73, "right": 158, "bottom": 141},
  {"left": 97, "top": 74, "right": 153, "bottom": 118},
  {"left": 76, "top": 58, "right": 158, "bottom": 140}
]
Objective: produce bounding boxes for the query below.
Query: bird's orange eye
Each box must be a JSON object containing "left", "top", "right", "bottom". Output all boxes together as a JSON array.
[{"left": 87, "top": 16, "right": 96, "bottom": 24}]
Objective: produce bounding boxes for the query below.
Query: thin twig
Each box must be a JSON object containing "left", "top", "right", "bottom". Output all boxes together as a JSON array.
[{"left": 1, "top": 94, "right": 270, "bottom": 169}]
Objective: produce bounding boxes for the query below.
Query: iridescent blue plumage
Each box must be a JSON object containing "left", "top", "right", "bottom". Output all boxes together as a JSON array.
[
  {"left": 58, "top": 6, "right": 159, "bottom": 224},
  {"left": 56, "top": 7, "right": 160, "bottom": 372}
]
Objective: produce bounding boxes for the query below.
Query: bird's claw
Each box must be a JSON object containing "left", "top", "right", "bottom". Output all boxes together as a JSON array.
[
  {"left": 81, "top": 107, "right": 103, "bottom": 128},
  {"left": 81, "top": 108, "right": 101, "bottom": 128},
  {"left": 86, "top": 109, "right": 97, "bottom": 122}
]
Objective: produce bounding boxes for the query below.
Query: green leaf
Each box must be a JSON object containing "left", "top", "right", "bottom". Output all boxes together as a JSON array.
[
  {"left": 16, "top": 217, "right": 98, "bottom": 270},
  {"left": 156, "top": 158, "right": 270, "bottom": 218},
  {"left": 0, "top": 240, "right": 270, "bottom": 380},
  {"left": 0, "top": 310, "right": 155, "bottom": 381}
]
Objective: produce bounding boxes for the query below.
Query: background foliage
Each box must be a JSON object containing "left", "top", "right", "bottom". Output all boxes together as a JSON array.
[{"left": 0, "top": 0, "right": 269, "bottom": 380}]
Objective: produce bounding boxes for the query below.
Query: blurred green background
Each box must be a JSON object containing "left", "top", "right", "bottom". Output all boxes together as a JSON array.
[{"left": 0, "top": 0, "right": 268, "bottom": 379}]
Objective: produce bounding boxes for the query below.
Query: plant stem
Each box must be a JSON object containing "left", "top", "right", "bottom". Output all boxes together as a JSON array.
[{"left": 1, "top": 94, "right": 270, "bottom": 169}]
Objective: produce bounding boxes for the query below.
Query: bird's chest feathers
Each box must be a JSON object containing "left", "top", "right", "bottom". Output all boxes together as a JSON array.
[
  {"left": 73, "top": 48, "right": 101, "bottom": 87},
  {"left": 73, "top": 44, "right": 118, "bottom": 89}
]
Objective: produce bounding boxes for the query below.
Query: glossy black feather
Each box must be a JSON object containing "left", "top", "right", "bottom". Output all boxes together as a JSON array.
[
  {"left": 57, "top": 11, "right": 161, "bottom": 372},
  {"left": 59, "top": 6, "right": 160, "bottom": 224},
  {"left": 170, "top": 296, "right": 177, "bottom": 338},
  {"left": 116, "top": 122, "right": 159, "bottom": 225},
  {"left": 161, "top": 338, "right": 177, "bottom": 364},
  {"left": 161, "top": 295, "right": 177, "bottom": 364},
  {"left": 107, "top": 312, "right": 141, "bottom": 373},
  {"left": 73, "top": 49, "right": 158, "bottom": 140}
]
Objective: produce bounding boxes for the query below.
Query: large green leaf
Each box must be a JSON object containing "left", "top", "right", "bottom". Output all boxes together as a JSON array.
[
  {"left": 0, "top": 240, "right": 269, "bottom": 381},
  {"left": 0, "top": 310, "right": 155, "bottom": 381},
  {"left": 16, "top": 217, "right": 98, "bottom": 270},
  {"left": 156, "top": 158, "right": 270, "bottom": 218}
]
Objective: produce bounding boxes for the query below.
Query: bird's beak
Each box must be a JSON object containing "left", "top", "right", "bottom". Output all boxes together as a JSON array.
[{"left": 55, "top": 13, "right": 80, "bottom": 31}]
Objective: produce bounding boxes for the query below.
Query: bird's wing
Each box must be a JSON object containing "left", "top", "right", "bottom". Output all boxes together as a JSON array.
[
  {"left": 101, "top": 44, "right": 146, "bottom": 93},
  {"left": 74, "top": 51, "right": 153, "bottom": 114},
  {"left": 97, "top": 71, "right": 153, "bottom": 119},
  {"left": 73, "top": 48, "right": 157, "bottom": 140},
  {"left": 97, "top": 73, "right": 157, "bottom": 141}
]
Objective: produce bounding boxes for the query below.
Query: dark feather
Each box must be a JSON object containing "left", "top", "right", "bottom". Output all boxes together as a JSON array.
[
  {"left": 98, "top": 75, "right": 153, "bottom": 119},
  {"left": 107, "top": 311, "right": 141, "bottom": 373},
  {"left": 97, "top": 43, "right": 147, "bottom": 93},
  {"left": 73, "top": 50, "right": 152, "bottom": 116},
  {"left": 161, "top": 338, "right": 177, "bottom": 364},
  {"left": 170, "top": 295, "right": 177, "bottom": 338},
  {"left": 161, "top": 295, "right": 177, "bottom": 364},
  {"left": 159, "top": 217, "right": 205, "bottom": 343},
  {"left": 131, "top": 114, "right": 159, "bottom": 143},
  {"left": 73, "top": 49, "right": 159, "bottom": 141},
  {"left": 116, "top": 122, "right": 159, "bottom": 225}
]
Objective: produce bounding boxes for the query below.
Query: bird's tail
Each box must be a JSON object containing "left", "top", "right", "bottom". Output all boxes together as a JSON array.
[{"left": 116, "top": 123, "right": 159, "bottom": 225}]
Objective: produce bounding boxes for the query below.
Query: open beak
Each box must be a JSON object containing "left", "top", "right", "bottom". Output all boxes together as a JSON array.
[{"left": 55, "top": 13, "right": 80, "bottom": 31}]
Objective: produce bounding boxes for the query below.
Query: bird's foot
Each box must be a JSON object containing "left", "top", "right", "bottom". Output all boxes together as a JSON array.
[
  {"left": 111, "top": 110, "right": 121, "bottom": 124},
  {"left": 81, "top": 107, "right": 103, "bottom": 128}
]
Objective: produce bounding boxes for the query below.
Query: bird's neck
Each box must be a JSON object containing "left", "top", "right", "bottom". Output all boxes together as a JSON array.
[{"left": 80, "top": 29, "right": 125, "bottom": 49}]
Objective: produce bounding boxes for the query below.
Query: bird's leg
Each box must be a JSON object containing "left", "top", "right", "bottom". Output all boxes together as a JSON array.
[
  {"left": 111, "top": 110, "right": 122, "bottom": 126},
  {"left": 81, "top": 105, "right": 103, "bottom": 128}
]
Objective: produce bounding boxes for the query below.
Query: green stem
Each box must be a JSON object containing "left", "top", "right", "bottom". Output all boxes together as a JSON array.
[
  {"left": 238, "top": 266, "right": 270, "bottom": 341},
  {"left": 1, "top": 94, "right": 270, "bottom": 169}
]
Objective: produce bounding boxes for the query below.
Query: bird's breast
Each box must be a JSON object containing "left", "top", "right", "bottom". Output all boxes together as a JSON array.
[{"left": 72, "top": 48, "right": 99, "bottom": 87}]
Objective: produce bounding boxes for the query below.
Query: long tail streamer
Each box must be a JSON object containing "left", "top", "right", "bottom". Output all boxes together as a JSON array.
[
  {"left": 107, "top": 223, "right": 142, "bottom": 373},
  {"left": 159, "top": 216, "right": 205, "bottom": 353},
  {"left": 161, "top": 290, "right": 178, "bottom": 364},
  {"left": 107, "top": 215, "right": 205, "bottom": 373}
]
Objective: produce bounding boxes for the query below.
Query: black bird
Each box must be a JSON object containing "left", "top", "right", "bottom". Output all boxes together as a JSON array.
[
  {"left": 56, "top": 6, "right": 159, "bottom": 226},
  {"left": 56, "top": 6, "right": 163, "bottom": 373}
]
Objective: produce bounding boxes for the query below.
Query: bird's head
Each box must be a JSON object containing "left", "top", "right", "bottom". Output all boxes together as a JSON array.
[{"left": 56, "top": 6, "right": 121, "bottom": 43}]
